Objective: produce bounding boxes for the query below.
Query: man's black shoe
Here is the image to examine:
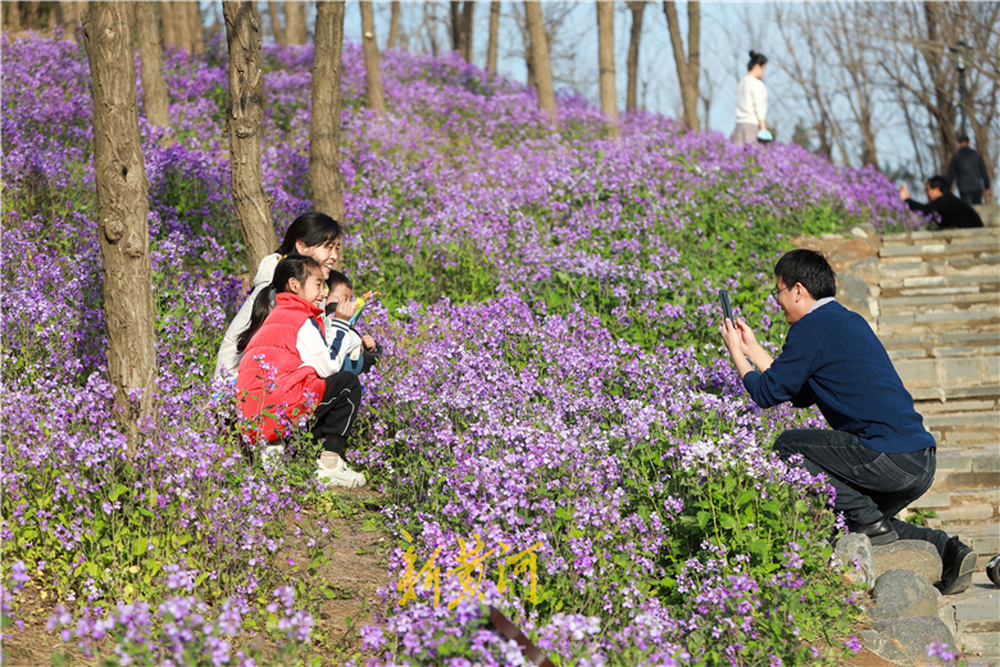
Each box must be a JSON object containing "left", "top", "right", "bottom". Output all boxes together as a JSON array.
[
  {"left": 937, "top": 537, "right": 977, "bottom": 595},
  {"left": 854, "top": 518, "right": 899, "bottom": 546}
]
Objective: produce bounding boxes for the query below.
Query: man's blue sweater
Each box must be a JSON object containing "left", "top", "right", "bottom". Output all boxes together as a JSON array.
[{"left": 743, "top": 301, "right": 934, "bottom": 453}]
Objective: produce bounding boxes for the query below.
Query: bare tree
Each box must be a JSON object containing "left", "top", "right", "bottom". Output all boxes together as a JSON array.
[
  {"left": 486, "top": 1, "right": 500, "bottom": 73},
  {"left": 311, "top": 1, "right": 346, "bottom": 224},
  {"left": 663, "top": 0, "right": 700, "bottom": 130},
  {"left": 597, "top": 1, "right": 617, "bottom": 130},
  {"left": 524, "top": 1, "right": 555, "bottom": 112},
  {"left": 449, "top": 1, "right": 474, "bottom": 62},
  {"left": 626, "top": 1, "right": 646, "bottom": 111},
  {"left": 58, "top": 1, "right": 77, "bottom": 39},
  {"left": 136, "top": 2, "right": 173, "bottom": 135},
  {"left": 26, "top": 1, "right": 38, "bottom": 30},
  {"left": 266, "top": 0, "right": 285, "bottom": 44},
  {"left": 82, "top": 1, "right": 157, "bottom": 454},
  {"left": 223, "top": 1, "right": 278, "bottom": 272},
  {"left": 5, "top": 2, "right": 21, "bottom": 32},
  {"left": 360, "top": 1, "right": 386, "bottom": 113},
  {"left": 386, "top": 0, "right": 400, "bottom": 51},
  {"left": 187, "top": 0, "right": 204, "bottom": 54},
  {"left": 161, "top": 0, "right": 177, "bottom": 46},
  {"left": 284, "top": 0, "right": 307, "bottom": 45},
  {"left": 174, "top": 0, "right": 192, "bottom": 51}
]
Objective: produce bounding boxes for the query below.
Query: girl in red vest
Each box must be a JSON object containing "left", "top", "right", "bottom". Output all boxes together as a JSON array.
[{"left": 236, "top": 255, "right": 366, "bottom": 488}]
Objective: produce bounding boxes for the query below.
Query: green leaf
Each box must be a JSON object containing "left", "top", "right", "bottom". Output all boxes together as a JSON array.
[
  {"left": 719, "top": 513, "right": 737, "bottom": 530},
  {"left": 555, "top": 506, "right": 573, "bottom": 521},
  {"left": 697, "top": 511, "right": 711, "bottom": 530},
  {"left": 736, "top": 489, "right": 756, "bottom": 508}
]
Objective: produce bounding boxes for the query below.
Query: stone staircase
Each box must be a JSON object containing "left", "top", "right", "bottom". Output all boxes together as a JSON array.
[{"left": 876, "top": 224, "right": 1000, "bottom": 664}]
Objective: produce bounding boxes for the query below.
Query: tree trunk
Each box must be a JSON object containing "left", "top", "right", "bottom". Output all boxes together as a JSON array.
[
  {"left": 626, "top": 1, "right": 645, "bottom": 110},
  {"left": 5, "top": 1, "right": 22, "bottom": 32},
  {"left": 449, "top": 1, "right": 460, "bottom": 52},
  {"left": 486, "top": 0, "right": 500, "bottom": 73},
  {"left": 58, "top": 1, "right": 77, "bottom": 39},
  {"left": 174, "top": 0, "right": 191, "bottom": 51},
  {"left": 267, "top": 0, "right": 285, "bottom": 45},
  {"left": 460, "top": 1, "right": 474, "bottom": 62},
  {"left": 663, "top": 0, "right": 700, "bottom": 130},
  {"left": 188, "top": 0, "right": 204, "bottom": 54},
  {"left": 223, "top": 1, "right": 278, "bottom": 273},
  {"left": 386, "top": 1, "right": 400, "bottom": 50},
  {"left": 136, "top": 1, "right": 173, "bottom": 135},
  {"left": 161, "top": 0, "right": 177, "bottom": 46},
  {"left": 81, "top": 1, "right": 157, "bottom": 455},
  {"left": 524, "top": 1, "right": 555, "bottom": 112},
  {"left": 597, "top": 1, "right": 617, "bottom": 131},
  {"left": 284, "top": 0, "right": 307, "bottom": 45},
  {"left": 26, "top": 1, "right": 39, "bottom": 30},
  {"left": 359, "top": 1, "right": 386, "bottom": 113},
  {"left": 311, "top": 1, "right": 346, "bottom": 224}
]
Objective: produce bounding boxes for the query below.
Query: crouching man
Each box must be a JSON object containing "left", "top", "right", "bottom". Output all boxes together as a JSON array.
[{"left": 720, "top": 249, "right": 976, "bottom": 595}]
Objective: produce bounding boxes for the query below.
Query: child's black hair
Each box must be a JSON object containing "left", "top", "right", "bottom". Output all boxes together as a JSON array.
[
  {"left": 326, "top": 270, "right": 353, "bottom": 291},
  {"left": 276, "top": 211, "right": 341, "bottom": 255},
  {"left": 237, "top": 255, "right": 323, "bottom": 353}
]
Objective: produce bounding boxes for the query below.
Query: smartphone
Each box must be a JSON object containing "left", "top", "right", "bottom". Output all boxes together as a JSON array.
[{"left": 719, "top": 290, "right": 733, "bottom": 323}]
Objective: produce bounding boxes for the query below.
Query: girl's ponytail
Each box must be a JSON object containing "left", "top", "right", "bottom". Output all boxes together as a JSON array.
[{"left": 235, "top": 254, "right": 324, "bottom": 353}]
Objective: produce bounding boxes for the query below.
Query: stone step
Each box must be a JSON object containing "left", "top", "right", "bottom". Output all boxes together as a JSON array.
[
  {"left": 911, "top": 386, "right": 1000, "bottom": 404},
  {"left": 935, "top": 447, "right": 1000, "bottom": 473},
  {"left": 879, "top": 260, "right": 1000, "bottom": 284},
  {"left": 895, "top": 356, "right": 1000, "bottom": 390},
  {"left": 880, "top": 272, "right": 1000, "bottom": 292},
  {"left": 882, "top": 227, "right": 998, "bottom": 244},
  {"left": 879, "top": 237, "right": 1000, "bottom": 257},
  {"left": 925, "top": 521, "right": 1000, "bottom": 556},
  {"left": 882, "top": 331, "right": 1000, "bottom": 354},
  {"left": 910, "top": 487, "right": 998, "bottom": 512},
  {"left": 880, "top": 293, "right": 1000, "bottom": 315}
]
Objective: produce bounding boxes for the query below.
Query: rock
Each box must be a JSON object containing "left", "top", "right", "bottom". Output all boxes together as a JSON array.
[
  {"left": 872, "top": 540, "right": 942, "bottom": 584},
  {"left": 837, "top": 272, "right": 875, "bottom": 319},
  {"left": 851, "top": 223, "right": 877, "bottom": 238},
  {"left": 833, "top": 532, "right": 876, "bottom": 589},
  {"left": 847, "top": 256, "right": 880, "bottom": 283},
  {"left": 870, "top": 568, "right": 939, "bottom": 620},
  {"left": 858, "top": 628, "right": 913, "bottom": 665},
  {"left": 870, "top": 616, "right": 958, "bottom": 666}
]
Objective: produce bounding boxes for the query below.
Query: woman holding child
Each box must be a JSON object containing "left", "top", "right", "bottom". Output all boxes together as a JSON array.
[{"left": 215, "top": 212, "right": 379, "bottom": 488}]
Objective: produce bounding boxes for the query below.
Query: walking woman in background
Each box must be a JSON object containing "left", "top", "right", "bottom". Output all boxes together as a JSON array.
[{"left": 733, "top": 51, "right": 769, "bottom": 145}]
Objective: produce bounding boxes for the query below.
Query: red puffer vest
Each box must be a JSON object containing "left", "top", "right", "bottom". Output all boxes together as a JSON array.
[{"left": 236, "top": 293, "right": 327, "bottom": 442}]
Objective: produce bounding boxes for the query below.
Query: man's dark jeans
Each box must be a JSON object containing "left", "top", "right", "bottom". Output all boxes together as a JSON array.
[
  {"left": 775, "top": 429, "right": 952, "bottom": 558},
  {"left": 959, "top": 190, "right": 983, "bottom": 205}
]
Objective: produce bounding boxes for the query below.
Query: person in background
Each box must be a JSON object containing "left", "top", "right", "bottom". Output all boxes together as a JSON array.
[
  {"left": 947, "top": 134, "right": 992, "bottom": 205},
  {"left": 899, "top": 175, "right": 984, "bottom": 230},
  {"left": 733, "top": 51, "right": 768, "bottom": 146},
  {"left": 720, "top": 249, "right": 977, "bottom": 595}
]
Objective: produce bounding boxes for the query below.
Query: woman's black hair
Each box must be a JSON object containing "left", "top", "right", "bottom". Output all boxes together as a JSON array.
[
  {"left": 276, "top": 211, "right": 342, "bottom": 255},
  {"left": 236, "top": 255, "right": 324, "bottom": 353},
  {"left": 747, "top": 51, "right": 768, "bottom": 71}
]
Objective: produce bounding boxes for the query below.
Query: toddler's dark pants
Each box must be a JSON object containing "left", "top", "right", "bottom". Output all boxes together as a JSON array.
[{"left": 310, "top": 372, "right": 362, "bottom": 456}]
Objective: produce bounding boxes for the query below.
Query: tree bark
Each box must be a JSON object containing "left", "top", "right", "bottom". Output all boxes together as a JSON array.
[
  {"left": 460, "top": 1, "right": 474, "bottom": 62},
  {"left": 81, "top": 1, "right": 157, "bottom": 455},
  {"left": 284, "top": 0, "right": 307, "bottom": 45},
  {"left": 26, "top": 1, "right": 39, "bottom": 30},
  {"left": 223, "top": 1, "right": 278, "bottom": 273},
  {"left": 486, "top": 0, "right": 500, "bottom": 73},
  {"left": 136, "top": 2, "right": 173, "bottom": 135},
  {"left": 663, "top": 0, "right": 700, "bottom": 130},
  {"left": 597, "top": 1, "right": 617, "bottom": 131},
  {"left": 58, "top": 1, "right": 77, "bottom": 39},
  {"left": 386, "top": 1, "right": 400, "bottom": 51},
  {"left": 626, "top": 1, "right": 645, "bottom": 110},
  {"left": 524, "top": 1, "right": 555, "bottom": 112},
  {"left": 174, "top": 0, "right": 192, "bottom": 51},
  {"left": 311, "top": 1, "right": 346, "bottom": 224},
  {"left": 188, "top": 0, "right": 204, "bottom": 54},
  {"left": 5, "top": 1, "right": 22, "bottom": 32},
  {"left": 266, "top": 0, "right": 285, "bottom": 45},
  {"left": 161, "top": 0, "right": 177, "bottom": 47},
  {"left": 359, "top": 1, "right": 386, "bottom": 113}
]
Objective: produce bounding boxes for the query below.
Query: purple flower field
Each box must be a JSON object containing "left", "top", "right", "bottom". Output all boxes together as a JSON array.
[{"left": 2, "top": 31, "right": 920, "bottom": 665}]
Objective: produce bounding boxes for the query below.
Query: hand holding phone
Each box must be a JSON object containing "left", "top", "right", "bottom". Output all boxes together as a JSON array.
[{"left": 719, "top": 290, "right": 733, "bottom": 323}]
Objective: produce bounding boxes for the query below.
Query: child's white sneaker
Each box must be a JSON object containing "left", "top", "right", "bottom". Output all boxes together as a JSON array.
[
  {"left": 316, "top": 454, "right": 366, "bottom": 488},
  {"left": 261, "top": 444, "right": 285, "bottom": 473}
]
